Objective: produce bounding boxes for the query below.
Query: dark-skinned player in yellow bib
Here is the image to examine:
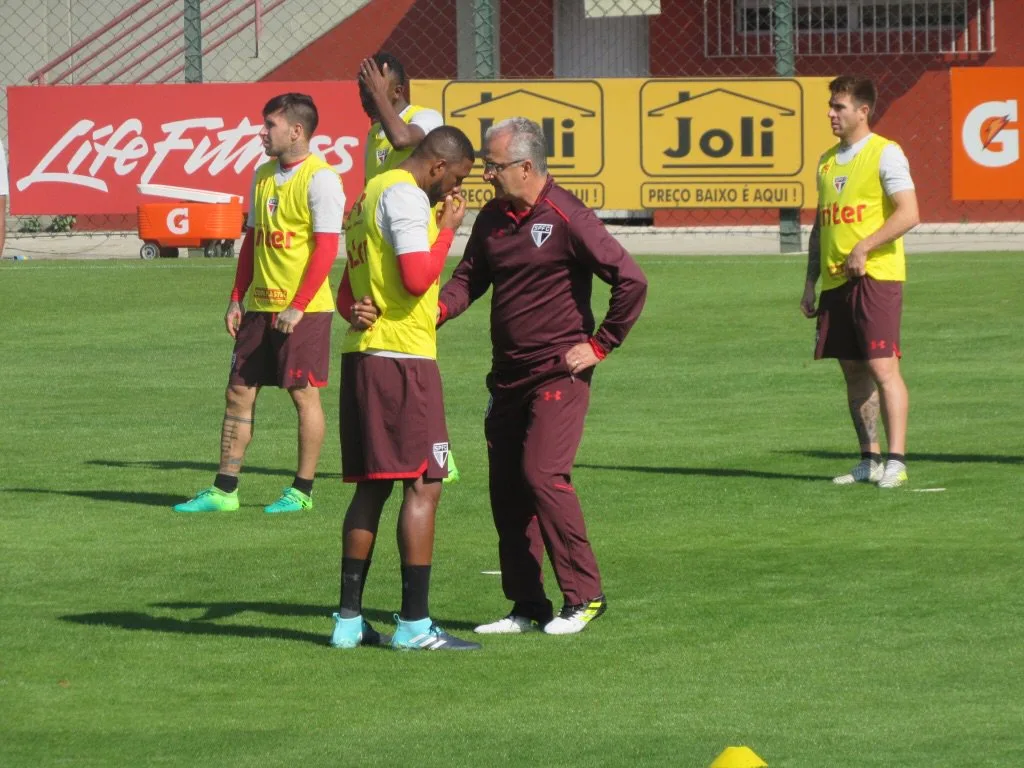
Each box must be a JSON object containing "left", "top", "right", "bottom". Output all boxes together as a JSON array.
[{"left": 330, "top": 127, "right": 483, "bottom": 651}]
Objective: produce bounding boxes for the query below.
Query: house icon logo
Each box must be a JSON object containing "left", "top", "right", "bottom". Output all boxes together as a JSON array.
[
  {"left": 640, "top": 80, "right": 805, "bottom": 177},
  {"left": 442, "top": 81, "right": 604, "bottom": 177}
]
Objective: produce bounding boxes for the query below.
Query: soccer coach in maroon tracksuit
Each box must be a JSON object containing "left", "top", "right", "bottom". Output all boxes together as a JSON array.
[{"left": 438, "top": 116, "right": 648, "bottom": 636}]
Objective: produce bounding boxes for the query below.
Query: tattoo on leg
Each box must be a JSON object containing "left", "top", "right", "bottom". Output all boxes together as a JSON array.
[
  {"left": 220, "top": 414, "right": 254, "bottom": 464},
  {"left": 848, "top": 394, "right": 880, "bottom": 448}
]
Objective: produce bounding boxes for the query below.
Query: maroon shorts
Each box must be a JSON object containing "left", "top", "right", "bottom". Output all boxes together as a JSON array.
[
  {"left": 229, "top": 311, "right": 332, "bottom": 388},
  {"left": 339, "top": 353, "right": 449, "bottom": 483},
  {"left": 815, "top": 277, "right": 903, "bottom": 360}
]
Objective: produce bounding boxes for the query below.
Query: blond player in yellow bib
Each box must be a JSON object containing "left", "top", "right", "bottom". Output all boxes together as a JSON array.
[
  {"left": 328, "top": 127, "right": 482, "bottom": 651},
  {"left": 174, "top": 93, "right": 345, "bottom": 514},
  {"left": 801, "top": 77, "right": 920, "bottom": 489}
]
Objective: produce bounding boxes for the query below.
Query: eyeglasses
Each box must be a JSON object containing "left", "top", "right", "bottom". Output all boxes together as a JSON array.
[{"left": 482, "top": 158, "right": 528, "bottom": 174}]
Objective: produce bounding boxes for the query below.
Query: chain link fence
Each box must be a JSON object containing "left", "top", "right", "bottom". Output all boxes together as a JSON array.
[{"left": 1, "top": 0, "right": 1021, "bottom": 242}]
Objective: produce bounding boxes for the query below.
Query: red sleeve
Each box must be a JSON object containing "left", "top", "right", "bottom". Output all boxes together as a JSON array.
[
  {"left": 230, "top": 228, "right": 255, "bottom": 302},
  {"left": 336, "top": 265, "right": 355, "bottom": 322},
  {"left": 290, "top": 232, "right": 340, "bottom": 311},
  {"left": 588, "top": 337, "right": 608, "bottom": 360},
  {"left": 396, "top": 228, "right": 455, "bottom": 297}
]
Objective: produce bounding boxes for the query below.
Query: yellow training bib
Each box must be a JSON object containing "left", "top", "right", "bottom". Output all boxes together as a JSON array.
[
  {"left": 249, "top": 154, "right": 337, "bottom": 313},
  {"left": 364, "top": 105, "right": 429, "bottom": 181},
  {"left": 817, "top": 133, "right": 906, "bottom": 291},
  {"left": 342, "top": 169, "right": 440, "bottom": 358}
]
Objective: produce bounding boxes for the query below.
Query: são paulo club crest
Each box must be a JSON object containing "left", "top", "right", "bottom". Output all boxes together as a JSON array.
[
  {"left": 432, "top": 441, "right": 449, "bottom": 469},
  {"left": 267, "top": 197, "right": 278, "bottom": 216},
  {"left": 531, "top": 223, "right": 553, "bottom": 247},
  {"left": 833, "top": 176, "right": 848, "bottom": 194},
  {"left": 376, "top": 148, "right": 389, "bottom": 165}
]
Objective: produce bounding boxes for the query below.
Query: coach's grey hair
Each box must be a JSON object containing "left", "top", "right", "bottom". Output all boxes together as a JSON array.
[{"left": 484, "top": 117, "right": 548, "bottom": 174}]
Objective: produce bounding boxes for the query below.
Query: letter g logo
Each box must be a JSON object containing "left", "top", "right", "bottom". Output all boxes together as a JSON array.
[
  {"left": 962, "top": 99, "right": 1019, "bottom": 168},
  {"left": 167, "top": 207, "right": 190, "bottom": 235}
]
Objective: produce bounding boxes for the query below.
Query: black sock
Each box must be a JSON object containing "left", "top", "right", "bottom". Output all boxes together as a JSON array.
[
  {"left": 339, "top": 557, "right": 369, "bottom": 617},
  {"left": 861, "top": 452, "right": 882, "bottom": 464},
  {"left": 214, "top": 474, "right": 238, "bottom": 493},
  {"left": 887, "top": 453, "right": 906, "bottom": 465},
  {"left": 513, "top": 599, "right": 554, "bottom": 624},
  {"left": 400, "top": 565, "right": 432, "bottom": 622},
  {"left": 292, "top": 476, "right": 314, "bottom": 496}
]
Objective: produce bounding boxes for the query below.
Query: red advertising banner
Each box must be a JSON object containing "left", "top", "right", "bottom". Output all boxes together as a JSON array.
[{"left": 7, "top": 81, "right": 368, "bottom": 215}]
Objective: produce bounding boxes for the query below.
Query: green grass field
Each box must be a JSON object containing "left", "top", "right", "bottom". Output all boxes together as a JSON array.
[{"left": 1, "top": 252, "right": 1022, "bottom": 767}]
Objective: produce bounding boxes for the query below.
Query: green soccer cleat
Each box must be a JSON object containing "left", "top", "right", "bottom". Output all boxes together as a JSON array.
[
  {"left": 173, "top": 486, "right": 240, "bottom": 513},
  {"left": 443, "top": 450, "right": 460, "bottom": 485},
  {"left": 263, "top": 487, "right": 313, "bottom": 514}
]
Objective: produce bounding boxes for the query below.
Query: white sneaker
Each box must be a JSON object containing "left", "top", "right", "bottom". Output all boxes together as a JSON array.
[
  {"left": 833, "top": 459, "right": 884, "bottom": 485},
  {"left": 473, "top": 614, "right": 538, "bottom": 634},
  {"left": 877, "top": 461, "right": 908, "bottom": 489},
  {"left": 543, "top": 595, "right": 607, "bottom": 635}
]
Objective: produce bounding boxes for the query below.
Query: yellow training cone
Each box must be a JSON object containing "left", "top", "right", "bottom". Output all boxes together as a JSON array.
[{"left": 708, "top": 746, "right": 768, "bottom": 768}]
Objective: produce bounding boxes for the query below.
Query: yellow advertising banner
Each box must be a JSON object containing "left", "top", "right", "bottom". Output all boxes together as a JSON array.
[{"left": 411, "top": 77, "right": 836, "bottom": 210}]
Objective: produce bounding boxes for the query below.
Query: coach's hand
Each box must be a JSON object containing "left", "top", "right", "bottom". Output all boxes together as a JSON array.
[
  {"left": 350, "top": 296, "right": 379, "bottom": 330},
  {"left": 800, "top": 283, "right": 818, "bottom": 318},
  {"left": 274, "top": 307, "right": 304, "bottom": 335},
  {"left": 225, "top": 300, "right": 244, "bottom": 338},
  {"left": 845, "top": 242, "right": 869, "bottom": 278},
  {"left": 439, "top": 193, "right": 468, "bottom": 231},
  {"left": 565, "top": 342, "right": 600, "bottom": 377}
]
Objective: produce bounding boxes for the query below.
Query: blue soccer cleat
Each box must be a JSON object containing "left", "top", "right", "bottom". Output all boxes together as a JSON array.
[
  {"left": 330, "top": 613, "right": 389, "bottom": 648},
  {"left": 391, "top": 615, "right": 481, "bottom": 651}
]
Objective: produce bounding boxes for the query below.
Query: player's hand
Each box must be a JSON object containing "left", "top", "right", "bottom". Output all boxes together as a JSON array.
[
  {"left": 225, "top": 300, "right": 244, "bottom": 338},
  {"left": 274, "top": 307, "right": 304, "bottom": 334},
  {"left": 438, "top": 193, "right": 468, "bottom": 231},
  {"left": 845, "top": 242, "right": 869, "bottom": 278},
  {"left": 565, "top": 342, "right": 600, "bottom": 377},
  {"left": 350, "top": 296, "right": 380, "bottom": 330},
  {"left": 358, "top": 58, "right": 391, "bottom": 105},
  {"left": 800, "top": 284, "right": 818, "bottom": 318}
]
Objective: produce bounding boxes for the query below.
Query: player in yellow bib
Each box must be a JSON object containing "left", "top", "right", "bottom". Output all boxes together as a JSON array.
[
  {"left": 174, "top": 93, "right": 344, "bottom": 514},
  {"left": 801, "top": 77, "right": 920, "bottom": 489},
  {"left": 357, "top": 50, "right": 465, "bottom": 482},
  {"left": 358, "top": 52, "right": 444, "bottom": 182},
  {"left": 329, "top": 127, "right": 482, "bottom": 651}
]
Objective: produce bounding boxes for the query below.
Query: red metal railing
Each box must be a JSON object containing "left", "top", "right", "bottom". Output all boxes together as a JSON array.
[{"left": 26, "top": 0, "right": 278, "bottom": 86}]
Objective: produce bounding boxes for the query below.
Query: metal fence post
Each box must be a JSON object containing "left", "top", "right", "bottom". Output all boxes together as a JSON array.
[
  {"left": 773, "top": 0, "right": 801, "bottom": 253},
  {"left": 472, "top": 0, "right": 497, "bottom": 79},
  {"left": 184, "top": 0, "right": 203, "bottom": 83}
]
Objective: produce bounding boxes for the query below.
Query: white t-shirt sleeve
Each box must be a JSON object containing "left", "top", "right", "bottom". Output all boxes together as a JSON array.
[
  {"left": 0, "top": 140, "right": 9, "bottom": 197},
  {"left": 376, "top": 183, "right": 431, "bottom": 255},
  {"left": 408, "top": 108, "right": 444, "bottom": 135},
  {"left": 308, "top": 168, "right": 345, "bottom": 234},
  {"left": 879, "top": 144, "right": 915, "bottom": 197}
]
